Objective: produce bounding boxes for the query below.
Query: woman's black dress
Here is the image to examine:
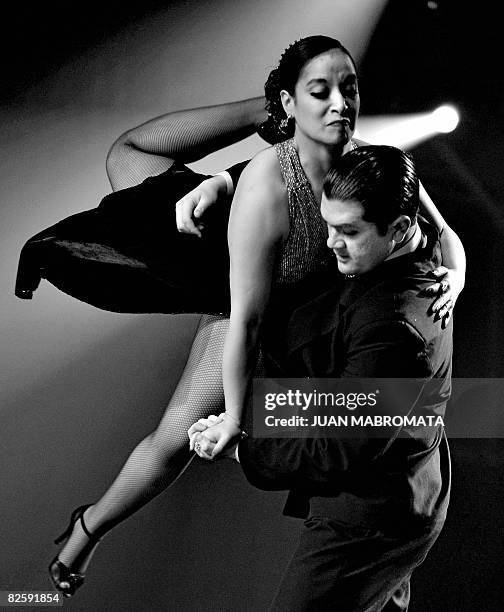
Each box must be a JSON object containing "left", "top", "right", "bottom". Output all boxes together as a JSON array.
[
  {"left": 15, "top": 162, "right": 247, "bottom": 315},
  {"left": 15, "top": 142, "right": 340, "bottom": 352}
]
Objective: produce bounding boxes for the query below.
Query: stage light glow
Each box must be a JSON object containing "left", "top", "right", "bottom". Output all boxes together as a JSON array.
[
  {"left": 431, "top": 105, "right": 460, "bottom": 133},
  {"left": 357, "top": 104, "right": 461, "bottom": 150}
]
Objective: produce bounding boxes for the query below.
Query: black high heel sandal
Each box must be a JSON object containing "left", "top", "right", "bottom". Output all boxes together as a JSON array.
[{"left": 49, "top": 504, "right": 99, "bottom": 598}]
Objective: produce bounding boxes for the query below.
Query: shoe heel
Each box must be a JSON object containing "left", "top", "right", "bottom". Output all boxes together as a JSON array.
[
  {"left": 53, "top": 504, "right": 94, "bottom": 544},
  {"left": 49, "top": 503, "right": 95, "bottom": 598}
]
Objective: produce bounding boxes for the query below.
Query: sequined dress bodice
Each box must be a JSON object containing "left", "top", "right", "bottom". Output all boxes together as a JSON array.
[
  {"left": 274, "top": 138, "right": 334, "bottom": 284},
  {"left": 261, "top": 138, "right": 345, "bottom": 370}
]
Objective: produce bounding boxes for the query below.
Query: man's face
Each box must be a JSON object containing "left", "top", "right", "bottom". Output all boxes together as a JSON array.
[{"left": 321, "top": 195, "right": 396, "bottom": 275}]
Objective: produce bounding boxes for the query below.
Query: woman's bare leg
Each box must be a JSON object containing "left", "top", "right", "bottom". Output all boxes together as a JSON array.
[{"left": 56, "top": 314, "right": 229, "bottom": 573}]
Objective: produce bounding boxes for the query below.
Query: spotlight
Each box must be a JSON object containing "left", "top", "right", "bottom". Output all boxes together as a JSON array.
[
  {"left": 431, "top": 105, "right": 460, "bottom": 133},
  {"left": 357, "top": 104, "right": 460, "bottom": 150}
]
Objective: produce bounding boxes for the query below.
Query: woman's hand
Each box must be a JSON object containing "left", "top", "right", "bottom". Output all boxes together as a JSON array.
[
  {"left": 423, "top": 265, "right": 464, "bottom": 328},
  {"left": 175, "top": 175, "right": 228, "bottom": 237}
]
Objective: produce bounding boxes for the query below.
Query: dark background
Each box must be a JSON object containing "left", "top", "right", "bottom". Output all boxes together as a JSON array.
[
  {"left": 359, "top": 0, "right": 504, "bottom": 379},
  {"left": 365, "top": 6, "right": 504, "bottom": 607},
  {"left": 1, "top": 1, "right": 502, "bottom": 610}
]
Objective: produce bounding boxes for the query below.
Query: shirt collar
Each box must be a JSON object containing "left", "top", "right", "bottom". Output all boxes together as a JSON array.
[{"left": 386, "top": 223, "right": 422, "bottom": 262}]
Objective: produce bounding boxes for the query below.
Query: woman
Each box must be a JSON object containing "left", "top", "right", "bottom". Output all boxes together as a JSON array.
[{"left": 49, "top": 36, "right": 465, "bottom": 596}]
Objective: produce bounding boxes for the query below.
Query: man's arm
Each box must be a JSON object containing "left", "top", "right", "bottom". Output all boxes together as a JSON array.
[{"left": 238, "top": 319, "right": 434, "bottom": 491}]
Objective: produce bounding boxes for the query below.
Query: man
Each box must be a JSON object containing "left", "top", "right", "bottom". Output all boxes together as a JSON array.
[{"left": 192, "top": 145, "right": 452, "bottom": 611}]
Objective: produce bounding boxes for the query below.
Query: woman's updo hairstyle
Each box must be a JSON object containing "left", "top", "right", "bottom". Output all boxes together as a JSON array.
[{"left": 258, "top": 35, "right": 355, "bottom": 144}]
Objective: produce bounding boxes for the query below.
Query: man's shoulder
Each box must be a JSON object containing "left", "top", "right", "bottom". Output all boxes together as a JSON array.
[
  {"left": 347, "top": 276, "right": 442, "bottom": 344},
  {"left": 287, "top": 275, "right": 433, "bottom": 356}
]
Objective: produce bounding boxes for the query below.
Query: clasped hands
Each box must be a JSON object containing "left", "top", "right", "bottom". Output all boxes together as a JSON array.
[{"left": 187, "top": 413, "right": 242, "bottom": 460}]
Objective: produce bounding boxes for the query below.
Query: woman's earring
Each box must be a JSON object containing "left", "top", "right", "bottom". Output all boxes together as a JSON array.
[{"left": 280, "top": 115, "right": 292, "bottom": 134}]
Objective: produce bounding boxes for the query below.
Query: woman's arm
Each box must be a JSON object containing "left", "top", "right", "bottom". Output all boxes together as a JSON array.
[
  {"left": 106, "top": 97, "right": 267, "bottom": 191},
  {"left": 419, "top": 182, "right": 465, "bottom": 273},
  {"left": 418, "top": 182, "right": 466, "bottom": 320},
  {"left": 354, "top": 138, "right": 466, "bottom": 294},
  {"left": 358, "top": 127, "right": 466, "bottom": 317},
  {"left": 225, "top": 152, "right": 286, "bottom": 418},
  {"left": 200, "top": 149, "right": 288, "bottom": 456}
]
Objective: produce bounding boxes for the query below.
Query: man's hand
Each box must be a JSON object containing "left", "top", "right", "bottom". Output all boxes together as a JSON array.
[
  {"left": 188, "top": 414, "right": 224, "bottom": 449},
  {"left": 188, "top": 414, "right": 241, "bottom": 460},
  {"left": 175, "top": 175, "right": 228, "bottom": 237}
]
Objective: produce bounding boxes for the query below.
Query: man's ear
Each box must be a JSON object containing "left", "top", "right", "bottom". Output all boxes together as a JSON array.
[
  {"left": 280, "top": 89, "right": 294, "bottom": 118},
  {"left": 391, "top": 215, "right": 412, "bottom": 244}
]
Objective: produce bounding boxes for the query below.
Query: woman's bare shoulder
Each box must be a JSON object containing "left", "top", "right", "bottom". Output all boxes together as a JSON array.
[
  {"left": 231, "top": 145, "right": 288, "bottom": 235},
  {"left": 238, "top": 146, "right": 285, "bottom": 197}
]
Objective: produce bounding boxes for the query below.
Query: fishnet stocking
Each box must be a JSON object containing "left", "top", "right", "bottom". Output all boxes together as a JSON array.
[
  {"left": 57, "top": 314, "right": 229, "bottom": 573},
  {"left": 106, "top": 97, "right": 267, "bottom": 191},
  {"left": 57, "top": 97, "right": 268, "bottom": 576}
]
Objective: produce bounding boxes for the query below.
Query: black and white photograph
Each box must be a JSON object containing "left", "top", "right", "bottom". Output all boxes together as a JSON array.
[{"left": 1, "top": 1, "right": 503, "bottom": 610}]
